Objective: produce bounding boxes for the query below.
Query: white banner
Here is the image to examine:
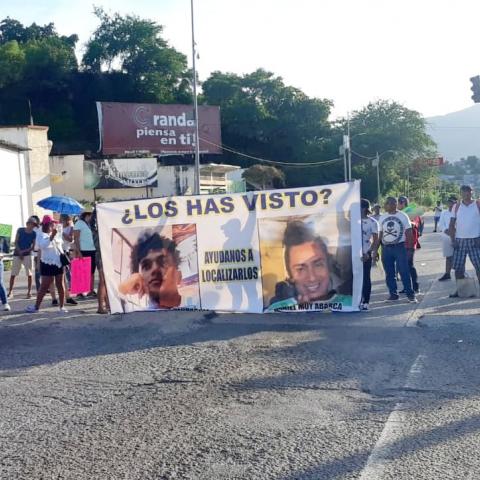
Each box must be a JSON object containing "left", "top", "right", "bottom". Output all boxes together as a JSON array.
[{"left": 97, "top": 181, "right": 362, "bottom": 313}]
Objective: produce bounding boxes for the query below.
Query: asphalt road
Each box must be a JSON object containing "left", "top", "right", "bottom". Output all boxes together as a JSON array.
[{"left": 1, "top": 217, "right": 480, "bottom": 480}]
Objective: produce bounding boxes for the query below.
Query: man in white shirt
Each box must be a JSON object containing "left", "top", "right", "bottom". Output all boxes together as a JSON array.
[
  {"left": 438, "top": 196, "right": 456, "bottom": 281},
  {"left": 372, "top": 197, "right": 417, "bottom": 303},
  {"left": 448, "top": 185, "right": 480, "bottom": 293},
  {"left": 361, "top": 199, "right": 379, "bottom": 310}
]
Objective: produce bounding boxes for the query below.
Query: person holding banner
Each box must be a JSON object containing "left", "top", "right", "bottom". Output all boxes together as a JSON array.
[
  {"left": 361, "top": 199, "right": 379, "bottom": 310},
  {"left": 118, "top": 230, "right": 182, "bottom": 310},
  {"left": 267, "top": 221, "right": 351, "bottom": 311},
  {"left": 373, "top": 197, "right": 417, "bottom": 303},
  {"left": 25, "top": 216, "right": 67, "bottom": 313}
]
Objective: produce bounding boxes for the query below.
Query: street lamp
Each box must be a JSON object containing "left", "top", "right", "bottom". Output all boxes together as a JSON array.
[{"left": 190, "top": 0, "right": 201, "bottom": 195}]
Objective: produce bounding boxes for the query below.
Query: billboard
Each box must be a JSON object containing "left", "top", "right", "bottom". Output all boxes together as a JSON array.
[
  {"left": 84, "top": 158, "right": 158, "bottom": 189},
  {"left": 97, "top": 102, "right": 222, "bottom": 155},
  {"left": 97, "top": 181, "right": 362, "bottom": 314}
]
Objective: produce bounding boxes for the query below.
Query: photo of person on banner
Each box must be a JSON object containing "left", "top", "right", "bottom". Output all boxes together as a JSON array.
[
  {"left": 261, "top": 217, "right": 353, "bottom": 312},
  {"left": 113, "top": 224, "right": 200, "bottom": 312}
]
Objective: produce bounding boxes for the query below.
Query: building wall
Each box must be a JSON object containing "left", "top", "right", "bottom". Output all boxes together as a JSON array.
[
  {"left": 0, "top": 126, "right": 52, "bottom": 216},
  {"left": 0, "top": 147, "right": 29, "bottom": 234}
]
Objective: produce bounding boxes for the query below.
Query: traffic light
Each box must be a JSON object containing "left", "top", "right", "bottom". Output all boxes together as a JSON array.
[{"left": 471, "top": 75, "right": 480, "bottom": 103}]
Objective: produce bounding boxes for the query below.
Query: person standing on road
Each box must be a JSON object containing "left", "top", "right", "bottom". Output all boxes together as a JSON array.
[
  {"left": 371, "top": 204, "right": 381, "bottom": 222},
  {"left": 398, "top": 196, "right": 420, "bottom": 294},
  {"left": 8, "top": 217, "right": 37, "bottom": 299},
  {"left": 26, "top": 216, "right": 67, "bottom": 313},
  {"left": 372, "top": 197, "right": 417, "bottom": 303},
  {"left": 433, "top": 201, "right": 442, "bottom": 233},
  {"left": 438, "top": 196, "right": 457, "bottom": 281},
  {"left": 60, "top": 214, "right": 77, "bottom": 306},
  {"left": 73, "top": 211, "right": 96, "bottom": 298},
  {"left": 448, "top": 185, "right": 480, "bottom": 296},
  {"left": 360, "top": 199, "right": 379, "bottom": 310}
]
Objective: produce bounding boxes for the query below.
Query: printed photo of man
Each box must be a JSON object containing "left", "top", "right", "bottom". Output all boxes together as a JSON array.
[
  {"left": 264, "top": 220, "right": 352, "bottom": 311},
  {"left": 118, "top": 231, "right": 182, "bottom": 309}
]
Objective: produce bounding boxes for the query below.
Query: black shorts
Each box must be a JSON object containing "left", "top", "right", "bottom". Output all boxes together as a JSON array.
[
  {"left": 40, "top": 262, "right": 64, "bottom": 277},
  {"left": 81, "top": 251, "right": 97, "bottom": 275}
]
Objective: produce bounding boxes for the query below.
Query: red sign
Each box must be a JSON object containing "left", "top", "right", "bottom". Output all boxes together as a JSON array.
[{"left": 97, "top": 102, "right": 222, "bottom": 155}]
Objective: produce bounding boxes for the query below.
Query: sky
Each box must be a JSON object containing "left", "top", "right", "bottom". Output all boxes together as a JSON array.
[{"left": 1, "top": 0, "right": 480, "bottom": 119}]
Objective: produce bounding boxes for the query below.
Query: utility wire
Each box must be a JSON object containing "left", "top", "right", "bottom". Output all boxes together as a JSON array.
[{"left": 199, "top": 137, "right": 343, "bottom": 167}]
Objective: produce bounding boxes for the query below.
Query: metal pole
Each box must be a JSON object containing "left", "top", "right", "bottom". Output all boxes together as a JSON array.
[
  {"left": 347, "top": 116, "right": 351, "bottom": 181},
  {"left": 190, "top": 0, "right": 201, "bottom": 195},
  {"left": 376, "top": 152, "right": 380, "bottom": 203},
  {"left": 343, "top": 147, "right": 347, "bottom": 182}
]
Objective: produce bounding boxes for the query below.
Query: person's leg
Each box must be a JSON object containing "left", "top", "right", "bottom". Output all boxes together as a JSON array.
[
  {"left": 89, "top": 251, "right": 97, "bottom": 295},
  {"left": 407, "top": 249, "right": 419, "bottom": 292},
  {"left": 452, "top": 240, "right": 467, "bottom": 280},
  {"left": 434, "top": 217, "right": 439, "bottom": 232},
  {"left": 54, "top": 273, "right": 65, "bottom": 309},
  {"left": 0, "top": 260, "right": 7, "bottom": 305},
  {"left": 34, "top": 257, "right": 41, "bottom": 291},
  {"left": 8, "top": 256, "right": 22, "bottom": 296},
  {"left": 97, "top": 269, "right": 108, "bottom": 313},
  {"left": 396, "top": 245, "right": 414, "bottom": 297},
  {"left": 445, "top": 256, "right": 453, "bottom": 275},
  {"left": 362, "top": 256, "right": 373, "bottom": 304},
  {"left": 35, "top": 276, "right": 53, "bottom": 310},
  {"left": 382, "top": 247, "right": 397, "bottom": 296}
]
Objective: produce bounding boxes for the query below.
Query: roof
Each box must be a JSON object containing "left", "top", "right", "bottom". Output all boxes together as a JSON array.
[
  {"left": 200, "top": 163, "right": 241, "bottom": 174},
  {"left": 0, "top": 140, "right": 29, "bottom": 152},
  {"left": 0, "top": 125, "right": 48, "bottom": 130}
]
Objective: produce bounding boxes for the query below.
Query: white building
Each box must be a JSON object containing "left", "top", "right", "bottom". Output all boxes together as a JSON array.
[
  {"left": 0, "top": 126, "right": 53, "bottom": 217},
  {"left": 0, "top": 140, "right": 30, "bottom": 235}
]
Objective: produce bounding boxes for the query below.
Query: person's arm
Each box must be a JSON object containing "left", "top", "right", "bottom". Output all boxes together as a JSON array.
[
  {"left": 405, "top": 228, "right": 414, "bottom": 248},
  {"left": 448, "top": 217, "right": 456, "bottom": 244}
]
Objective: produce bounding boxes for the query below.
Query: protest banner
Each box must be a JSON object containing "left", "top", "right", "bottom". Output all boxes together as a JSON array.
[{"left": 96, "top": 181, "right": 363, "bottom": 314}]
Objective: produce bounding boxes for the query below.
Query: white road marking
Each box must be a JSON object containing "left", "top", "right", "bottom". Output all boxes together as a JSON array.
[{"left": 358, "top": 354, "right": 427, "bottom": 480}]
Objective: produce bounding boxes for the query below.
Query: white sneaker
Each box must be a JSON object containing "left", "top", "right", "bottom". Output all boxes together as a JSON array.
[
  {"left": 360, "top": 303, "right": 369, "bottom": 311},
  {"left": 25, "top": 304, "right": 39, "bottom": 313},
  {"left": 58, "top": 307, "right": 69, "bottom": 313},
  {"left": 3, "top": 303, "right": 10, "bottom": 311}
]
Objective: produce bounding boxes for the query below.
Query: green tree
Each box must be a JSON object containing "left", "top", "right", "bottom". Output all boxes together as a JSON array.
[
  {"left": 82, "top": 7, "right": 191, "bottom": 104},
  {"left": 202, "top": 69, "right": 336, "bottom": 187},
  {"left": 345, "top": 100, "right": 437, "bottom": 201},
  {"left": 242, "top": 164, "right": 285, "bottom": 190}
]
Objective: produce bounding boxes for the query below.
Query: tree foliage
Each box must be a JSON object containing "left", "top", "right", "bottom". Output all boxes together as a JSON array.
[
  {"left": 242, "top": 164, "right": 285, "bottom": 190},
  {"left": 345, "top": 100, "right": 437, "bottom": 201}
]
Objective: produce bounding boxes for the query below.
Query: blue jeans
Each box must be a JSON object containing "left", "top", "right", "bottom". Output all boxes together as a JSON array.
[
  {"left": 0, "top": 260, "right": 7, "bottom": 304},
  {"left": 382, "top": 243, "right": 414, "bottom": 296}
]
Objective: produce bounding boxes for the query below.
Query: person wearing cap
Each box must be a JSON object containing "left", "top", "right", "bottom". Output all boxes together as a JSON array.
[
  {"left": 26, "top": 215, "right": 67, "bottom": 313},
  {"left": 437, "top": 196, "right": 457, "bottom": 281},
  {"left": 360, "top": 199, "right": 379, "bottom": 310},
  {"left": 7, "top": 217, "right": 37, "bottom": 299}
]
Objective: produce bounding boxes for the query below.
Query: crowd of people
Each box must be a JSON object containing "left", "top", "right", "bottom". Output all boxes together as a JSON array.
[
  {"left": 361, "top": 186, "right": 475, "bottom": 310},
  {"left": 0, "top": 210, "right": 108, "bottom": 314}
]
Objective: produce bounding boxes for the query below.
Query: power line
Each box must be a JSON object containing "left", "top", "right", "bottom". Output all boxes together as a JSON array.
[{"left": 199, "top": 137, "right": 343, "bottom": 167}]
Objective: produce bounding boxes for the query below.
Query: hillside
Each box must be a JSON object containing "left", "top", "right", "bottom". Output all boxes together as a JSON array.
[{"left": 426, "top": 104, "right": 480, "bottom": 162}]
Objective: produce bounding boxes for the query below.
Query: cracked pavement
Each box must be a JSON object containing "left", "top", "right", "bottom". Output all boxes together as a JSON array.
[{"left": 1, "top": 218, "right": 480, "bottom": 479}]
